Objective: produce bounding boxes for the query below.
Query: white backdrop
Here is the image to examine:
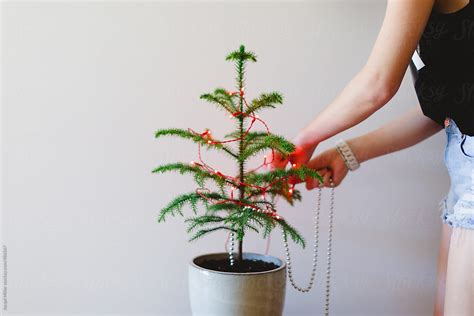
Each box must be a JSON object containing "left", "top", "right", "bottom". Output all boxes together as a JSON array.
[{"left": 2, "top": 1, "right": 449, "bottom": 315}]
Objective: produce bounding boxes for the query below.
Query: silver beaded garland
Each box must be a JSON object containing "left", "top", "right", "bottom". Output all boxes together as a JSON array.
[
  {"left": 324, "top": 180, "right": 335, "bottom": 315},
  {"left": 229, "top": 232, "right": 235, "bottom": 266},
  {"left": 283, "top": 179, "right": 335, "bottom": 316}
]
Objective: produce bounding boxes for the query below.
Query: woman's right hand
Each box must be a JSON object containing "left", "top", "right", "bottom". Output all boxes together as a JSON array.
[
  {"left": 270, "top": 142, "right": 317, "bottom": 170},
  {"left": 270, "top": 131, "right": 319, "bottom": 170},
  {"left": 303, "top": 147, "right": 349, "bottom": 189}
]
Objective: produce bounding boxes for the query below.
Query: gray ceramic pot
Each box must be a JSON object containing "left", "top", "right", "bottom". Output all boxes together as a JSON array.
[{"left": 188, "top": 252, "right": 286, "bottom": 316}]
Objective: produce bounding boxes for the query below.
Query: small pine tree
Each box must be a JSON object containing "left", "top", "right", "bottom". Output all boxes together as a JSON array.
[{"left": 154, "top": 45, "right": 322, "bottom": 262}]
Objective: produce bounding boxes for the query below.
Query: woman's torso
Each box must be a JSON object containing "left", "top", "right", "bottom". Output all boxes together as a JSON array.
[{"left": 411, "top": 0, "right": 474, "bottom": 135}]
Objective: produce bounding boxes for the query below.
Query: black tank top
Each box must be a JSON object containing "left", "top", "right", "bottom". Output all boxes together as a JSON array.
[{"left": 410, "top": 0, "right": 474, "bottom": 135}]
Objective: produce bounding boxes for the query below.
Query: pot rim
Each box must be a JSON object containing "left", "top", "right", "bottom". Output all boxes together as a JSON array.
[{"left": 190, "top": 252, "right": 286, "bottom": 276}]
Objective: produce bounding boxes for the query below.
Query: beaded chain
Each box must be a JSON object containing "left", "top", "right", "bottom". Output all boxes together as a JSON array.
[
  {"left": 228, "top": 179, "right": 335, "bottom": 315},
  {"left": 284, "top": 180, "right": 335, "bottom": 315}
]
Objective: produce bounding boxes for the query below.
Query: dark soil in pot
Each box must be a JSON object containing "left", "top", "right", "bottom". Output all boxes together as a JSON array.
[{"left": 198, "top": 258, "right": 279, "bottom": 273}]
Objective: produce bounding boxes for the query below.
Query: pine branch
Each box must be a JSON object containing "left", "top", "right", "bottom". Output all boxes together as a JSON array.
[
  {"left": 158, "top": 191, "right": 224, "bottom": 223},
  {"left": 245, "top": 92, "right": 283, "bottom": 114},
  {"left": 225, "top": 131, "right": 290, "bottom": 151},
  {"left": 155, "top": 128, "right": 202, "bottom": 142},
  {"left": 278, "top": 219, "right": 306, "bottom": 248},
  {"left": 240, "top": 134, "right": 295, "bottom": 162},
  {"left": 152, "top": 162, "right": 236, "bottom": 191},
  {"left": 240, "top": 211, "right": 273, "bottom": 238},
  {"left": 225, "top": 45, "right": 257, "bottom": 63},
  {"left": 247, "top": 199, "right": 276, "bottom": 210},
  {"left": 245, "top": 222, "right": 260, "bottom": 234},
  {"left": 240, "top": 131, "right": 268, "bottom": 148},
  {"left": 244, "top": 210, "right": 305, "bottom": 247},
  {"left": 235, "top": 207, "right": 252, "bottom": 241},
  {"left": 185, "top": 215, "right": 227, "bottom": 233},
  {"left": 204, "top": 198, "right": 275, "bottom": 215},
  {"left": 155, "top": 128, "right": 237, "bottom": 158},
  {"left": 200, "top": 88, "right": 238, "bottom": 114},
  {"left": 246, "top": 165, "right": 323, "bottom": 186},
  {"left": 251, "top": 212, "right": 276, "bottom": 239},
  {"left": 275, "top": 187, "right": 302, "bottom": 206},
  {"left": 207, "top": 203, "right": 241, "bottom": 212},
  {"left": 246, "top": 185, "right": 302, "bottom": 206},
  {"left": 189, "top": 226, "right": 235, "bottom": 242}
]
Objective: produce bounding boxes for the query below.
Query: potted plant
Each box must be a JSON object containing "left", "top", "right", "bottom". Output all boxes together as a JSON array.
[{"left": 154, "top": 45, "right": 323, "bottom": 316}]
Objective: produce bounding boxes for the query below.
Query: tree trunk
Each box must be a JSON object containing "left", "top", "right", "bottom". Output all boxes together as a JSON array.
[
  {"left": 237, "top": 58, "right": 245, "bottom": 263},
  {"left": 238, "top": 240, "right": 243, "bottom": 261}
]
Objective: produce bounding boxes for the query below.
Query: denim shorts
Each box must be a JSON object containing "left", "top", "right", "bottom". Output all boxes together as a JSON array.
[{"left": 439, "top": 117, "right": 474, "bottom": 230}]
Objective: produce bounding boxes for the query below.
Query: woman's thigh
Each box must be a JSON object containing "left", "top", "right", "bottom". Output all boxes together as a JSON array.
[
  {"left": 434, "top": 223, "right": 452, "bottom": 316},
  {"left": 444, "top": 227, "right": 474, "bottom": 316}
]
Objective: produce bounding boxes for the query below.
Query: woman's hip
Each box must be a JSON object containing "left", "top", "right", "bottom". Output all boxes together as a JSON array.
[{"left": 441, "top": 117, "right": 474, "bottom": 230}]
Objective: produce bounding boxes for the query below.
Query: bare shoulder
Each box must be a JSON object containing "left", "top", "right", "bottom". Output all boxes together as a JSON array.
[{"left": 433, "top": 0, "right": 471, "bottom": 14}]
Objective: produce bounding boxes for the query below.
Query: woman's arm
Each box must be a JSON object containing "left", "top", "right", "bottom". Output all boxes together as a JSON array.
[
  {"left": 347, "top": 106, "right": 443, "bottom": 164},
  {"left": 304, "top": 106, "right": 443, "bottom": 187},
  {"left": 291, "top": 0, "right": 435, "bottom": 159}
]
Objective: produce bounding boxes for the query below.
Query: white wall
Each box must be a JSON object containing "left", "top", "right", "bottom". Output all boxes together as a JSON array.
[{"left": 2, "top": 1, "right": 449, "bottom": 315}]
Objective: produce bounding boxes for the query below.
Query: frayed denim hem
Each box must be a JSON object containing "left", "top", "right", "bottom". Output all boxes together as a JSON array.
[
  {"left": 445, "top": 213, "right": 474, "bottom": 230},
  {"left": 439, "top": 196, "right": 474, "bottom": 230},
  {"left": 439, "top": 196, "right": 451, "bottom": 225}
]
